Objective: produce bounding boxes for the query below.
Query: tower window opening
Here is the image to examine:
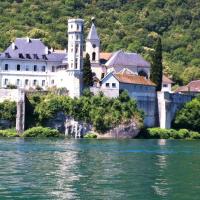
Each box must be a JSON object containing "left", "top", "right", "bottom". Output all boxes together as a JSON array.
[
  {"left": 77, "top": 24, "right": 79, "bottom": 30},
  {"left": 92, "top": 52, "right": 96, "bottom": 61},
  {"left": 75, "top": 44, "right": 78, "bottom": 53},
  {"left": 75, "top": 58, "right": 78, "bottom": 69},
  {"left": 93, "top": 44, "right": 96, "bottom": 48}
]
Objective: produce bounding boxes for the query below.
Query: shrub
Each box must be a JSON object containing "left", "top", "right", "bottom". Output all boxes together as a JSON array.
[
  {"left": 146, "top": 128, "right": 200, "bottom": 139},
  {"left": 0, "top": 100, "right": 16, "bottom": 121},
  {"left": 0, "top": 129, "right": 18, "bottom": 137},
  {"left": 173, "top": 97, "right": 200, "bottom": 132},
  {"left": 23, "top": 127, "right": 60, "bottom": 137},
  {"left": 84, "top": 133, "right": 97, "bottom": 139},
  {"left": 178, "top": 129, "right": 190, "bottom": 139},
  {"left": 189, "top": 131, "right": 200, "bottom": 139}
]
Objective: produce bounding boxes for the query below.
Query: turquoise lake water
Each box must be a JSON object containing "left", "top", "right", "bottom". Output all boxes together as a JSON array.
[{"left": 0, "top": 138, "right": 200, "bottom": 200}]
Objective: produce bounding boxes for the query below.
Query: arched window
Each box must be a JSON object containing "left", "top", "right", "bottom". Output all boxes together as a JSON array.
[
  {"left": 92, "top": 52, "right": 96, "bottom": 61},
  {"left": 138, "top": 70, "right": 148, "bottom": 79}
]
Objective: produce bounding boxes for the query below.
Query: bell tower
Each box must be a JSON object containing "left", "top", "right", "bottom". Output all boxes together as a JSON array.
[
  {"left": 86, "top": 19, "right": 100, "bottom": 65},
  {"left": 67, "top": 18, "right": 84, "bottom": 98}
]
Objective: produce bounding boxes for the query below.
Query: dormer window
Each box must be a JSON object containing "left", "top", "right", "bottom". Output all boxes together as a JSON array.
[
  {"left": 19, "top": 53, "right": 24, "bottom": 59},
  {"left": 26, "top": 54, "right": 31, "bottom": 59},
  {"left": 33, "top": 54, "right": 39, "bottom": 59},
  {"left": 42, "top": 55, "right": 48, "bottom": 60},
  {"left": 5, "top": 53, "right": 11, "bottom": 58}
]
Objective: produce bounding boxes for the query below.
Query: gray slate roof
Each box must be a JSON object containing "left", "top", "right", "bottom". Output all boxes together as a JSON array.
[
  {"left": 105, "top": 50, "right": 150, "bottom": 68},
  {"left": 0, "top": 38, "right": 67, "bottom": 62},
  {"left": 87, "top": 23, "right": 99, "bottom": 40}
]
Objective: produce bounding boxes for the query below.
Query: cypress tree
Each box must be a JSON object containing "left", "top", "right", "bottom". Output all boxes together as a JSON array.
[
  {"left": 150, "top": 37, "right": 163, "bottom": 91},
  {"left": 83, "top": 53, "right": 93, "bottom": 88}
]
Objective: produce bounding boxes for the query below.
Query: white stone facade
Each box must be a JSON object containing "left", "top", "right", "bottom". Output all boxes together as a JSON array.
[{"left": 0, "top": 19, "right": 84, "bottom": 98}]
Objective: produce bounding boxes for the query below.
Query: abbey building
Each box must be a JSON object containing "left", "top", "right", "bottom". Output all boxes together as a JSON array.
[{"left": 0, "top": 18, "right": 154, "bottom": 98}]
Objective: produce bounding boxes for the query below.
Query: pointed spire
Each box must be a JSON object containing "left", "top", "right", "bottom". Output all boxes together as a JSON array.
[{"left": 87, "top": 23, "right": 99, "bottom": 41}]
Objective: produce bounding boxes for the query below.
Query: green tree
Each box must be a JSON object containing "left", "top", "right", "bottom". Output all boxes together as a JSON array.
[
  {"left": 83, "top": 53, "right": 93, "bottom": 88},
  {"left": 150, "top": 37, "right": 163, "bottom": 91},
  {"left": 173, "top": 96, "right": 200, "bottom": 132},
  {"left": 181, "top": 66, "right": 200, "bottom": 85}
]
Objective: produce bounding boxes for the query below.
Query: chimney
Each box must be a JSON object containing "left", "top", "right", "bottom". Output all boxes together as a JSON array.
[
  {"left": 45, "top": 47, "right": 49, "bottom": 55},
  {"left": 26, "top": 37, "right": 30, "bottom": 43},
  {"left": 50, "top": 47, "right": 54, "bottom": 53},
  {"left": 12, "top": 42, "right": 16, "bottom": 50}
]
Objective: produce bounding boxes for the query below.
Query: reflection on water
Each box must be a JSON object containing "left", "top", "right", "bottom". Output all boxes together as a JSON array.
[{"left": 0, "top": 138, "right": 200, "bottom": 200}]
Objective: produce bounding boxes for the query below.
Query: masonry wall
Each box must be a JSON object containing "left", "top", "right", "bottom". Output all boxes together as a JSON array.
[
  {"left": 0, "top": 89, "right": 25, "bottom": 133},
  {"left": 157, "top": 92, "right": 193, "bottom": 129}
]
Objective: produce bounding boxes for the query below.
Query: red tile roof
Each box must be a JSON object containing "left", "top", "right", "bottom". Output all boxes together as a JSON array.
[
  {"left": 114, "top": 73, "right": 156, "bottom": 86},
  {"left": 100, "top": 52, "right": 112, "bottom": 60},
  {"left": 163, "top": 75, "right": 174, "bottom": 84},
  {"left": 175, "top": 80, "right": 200, "bottom": 93}
]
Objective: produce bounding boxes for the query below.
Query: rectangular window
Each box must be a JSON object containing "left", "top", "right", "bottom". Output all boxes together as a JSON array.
[
  {"left": 112, "top": 83, "right": 116, "bottom": 88},
  {"left": 42, "top": 80, "right": 45, "bottom": 86},
  {"left": 34, "top": 65, "right": 37, "bottom": 71},
  {"left": 77, "top": 24, "right": 79, "bottom": 30},
  {"left": 5, "top": 64, "right": 8, "bottom": 70},
  {"left": 17, "top": 64, "right": 20, "bottom": 71},
  {"left": 33, "top": 80, "right": 37, "bottom": 86},
  {"left": 16, "top": 79, "right": 20, "bottom": 86},
  {"left": 52, "top": 66, "right": 55, "bottom": 72},
  {"left": 42, "top": 66, "right": 46, "bottom": 72},
  {"left": 25, "top": 79, "right": 29, "bottom": 86},
  {"left": 51, "top": 80, "right": 54, "bottom": 85},
  {"left": 106, "top": 83, "right": 110, "bottom": 88},
  {"left": 4, "top": 79, "right": 8, "bottom": 85}
]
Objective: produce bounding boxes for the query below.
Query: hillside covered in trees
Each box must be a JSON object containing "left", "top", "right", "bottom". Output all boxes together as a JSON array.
[{"left": 0, "top": 0, "right": 200, "bottom": 85}]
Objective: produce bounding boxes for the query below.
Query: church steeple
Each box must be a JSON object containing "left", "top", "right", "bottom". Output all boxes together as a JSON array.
[
  {"left": 87, "top": 23, "right": 99, "bottom": 41},
  {"left": 86, "top": 19, "right": 100, "bottom": 64}
]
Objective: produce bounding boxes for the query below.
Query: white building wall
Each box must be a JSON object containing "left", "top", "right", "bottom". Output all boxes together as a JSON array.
[
  {"left": 0, "top": 59, "right": 60, "bottom": 89},
  {"left": 101, "top": 73, "right": 119, "bottom": 90},
  {"left": 162, "top": 83, "right": 172, "bottom": 92}
]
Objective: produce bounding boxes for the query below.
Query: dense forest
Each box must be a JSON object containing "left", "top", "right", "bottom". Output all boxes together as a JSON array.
[{"left": 0, "top": 0, "right": 200, "bottom": 85}]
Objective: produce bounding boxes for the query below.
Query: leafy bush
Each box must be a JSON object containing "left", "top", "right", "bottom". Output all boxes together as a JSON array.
[
  {"left": 0, "top": 129, "right": 18, "bottom": 137},
  {"left": 22, "top": 127, "right": 60, "bottom": 138},
  {"left": 173, "top": 96, "right": 200, "bottom": 132},
  {"left": 32, "top": 91, "right": 143, "bottom": 133},
  {"left": 0, "top": 101, "right": 16, "bottom": 121},
  {"left": 146, "top": 128, "right": 200, "bottom": 139},
  {"left": 84, "top": 133, "right": 97, "bottom": 139}
]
